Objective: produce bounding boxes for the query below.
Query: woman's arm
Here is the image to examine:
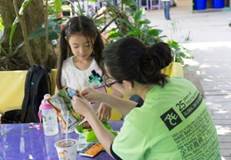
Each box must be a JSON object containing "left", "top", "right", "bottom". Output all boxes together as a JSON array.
[
  {"left": 101, "top": 93, "right": 136, "bottom": 116},
  {"left": 86, "top": 111, "right": 114, "bottom": 156},
  {"left": 81, "top": 88, "right": 136, "bottom": 117},
  {"left": 71, "top": 96, "right": 114, "bottom": 157}
]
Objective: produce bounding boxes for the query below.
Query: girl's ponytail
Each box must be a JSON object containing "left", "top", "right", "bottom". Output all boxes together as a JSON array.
[
  {"left": 93, "top": 31, "right": 104, "bottom": 73},
  {"left": 56, "top": 28, "right": 69, "bottom": 90}
]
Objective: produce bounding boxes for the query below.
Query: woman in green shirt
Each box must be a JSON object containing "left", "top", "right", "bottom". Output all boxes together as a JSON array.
[{"left": 72, "top": 37, "right": 221, "bottom": 160}]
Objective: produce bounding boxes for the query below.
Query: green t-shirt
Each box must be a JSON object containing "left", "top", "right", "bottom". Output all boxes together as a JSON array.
[{"left": 112, "top": 77, "right": 220, "bottom": 160}]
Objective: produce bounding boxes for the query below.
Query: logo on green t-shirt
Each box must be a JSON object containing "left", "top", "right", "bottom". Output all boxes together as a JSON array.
[
  {"left": 160, "top": 108, "right": 182, "bottom": 130},
  {"left": 161, "top": 92, "right": 203, "bottom": 131}
]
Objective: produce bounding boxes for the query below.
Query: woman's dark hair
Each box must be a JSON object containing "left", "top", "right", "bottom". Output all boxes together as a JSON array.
[
  {"left": 56, "top": 16, "right": 104, "bottom": 89},
  {"left": 103, "top": 37, "right": 173, "bottom": 87}
]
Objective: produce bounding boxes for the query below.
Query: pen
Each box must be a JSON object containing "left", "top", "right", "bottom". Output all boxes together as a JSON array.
[{"left": 78, "top": 118, "right": 87, "bottom": 126}]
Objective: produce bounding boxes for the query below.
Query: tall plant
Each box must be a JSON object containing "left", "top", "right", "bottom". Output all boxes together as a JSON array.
[
  {"left": 0, "top": 0, "right": 65, "bottom": 70},
  {"left": 107, "top": 9, "right": 163, "bottom": 45},
  {"left": 0, "top": 0, "right": 55, "bottom": 70},
  {"left": 92, "top": 2, "right": 192, "bottom": 64}
]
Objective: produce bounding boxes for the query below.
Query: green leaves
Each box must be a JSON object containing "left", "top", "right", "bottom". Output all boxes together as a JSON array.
[
  {"left": 168, "top": 40, "right": 193, "bottom": 64},
  {"left": 0, "top": 16, "right": 4, "bottom": 32},
  {"left": 75, "top": 0, "right": 85, "bottom": 16},
  {"left": 107, "top": 8, "right": 162, "bottom": 46},
  {"left": 0, "top": 16, "right": 4, "bottom": 41},
  {"left": 88, "top": 0, "right": 97, "bottom": 2},
  {"left": 133, "top": 9, "right": 143, "bottom": 23},
  {"left": 103, "top": 3, "right": 192, "bottom": 65},
  {"left": 75, "top": 121, "right": 115, "bottom": 142},
  {"left": 48, "top": 0, "right": 64, "bottom": 15},
  {"left": 108, "top": 28, "right": 121, "bottom": 41},
  {"left": 148, "top": 29, "right": 162, "bottom": 37},
  {"left": 54, "top": 0, "right": 62, "bottom": 15}
]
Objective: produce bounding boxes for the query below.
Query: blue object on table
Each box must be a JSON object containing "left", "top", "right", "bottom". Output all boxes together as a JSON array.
[
  {"left": 67, "top": 87, "right": 78, "bottom": 98},
  {"left": 194, "top": 0, "right": 206, "bottom": 10},
  {"left": 0, "top": 121, "right": 122, "bottom": 160},
  {"left": 212, "top": 0, "right": 224, "bottom": 8}
]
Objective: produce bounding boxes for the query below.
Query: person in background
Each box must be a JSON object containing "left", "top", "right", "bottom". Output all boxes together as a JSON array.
[
  {"left": 72, "top": 37, "right": 220, "bottom": 160},
  {"left": 56, "top": 15, "right": 111, "bottom": 120},
  {"left": 161, "top": 0, "right": 171, "bottom": 20}
]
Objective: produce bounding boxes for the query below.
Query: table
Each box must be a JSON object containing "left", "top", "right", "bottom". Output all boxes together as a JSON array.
[{"left": 0, "top": 121, "right": 122, "bottom": 160}]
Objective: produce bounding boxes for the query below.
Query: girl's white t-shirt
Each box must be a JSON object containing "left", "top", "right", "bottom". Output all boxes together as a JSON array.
[{"left": 61, "top": 56, "right": 102, "bottom": 91}]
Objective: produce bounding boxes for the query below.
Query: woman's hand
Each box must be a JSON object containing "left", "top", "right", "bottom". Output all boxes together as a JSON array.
[
  {"left": 97, "top": 103, "right": 112, "bottom": 121},
  {"left": 80, "top": 88, "right": 103, "bottom": 102},
  {"left": 71, "top": 96, "right": 94, "bottom": 118}
]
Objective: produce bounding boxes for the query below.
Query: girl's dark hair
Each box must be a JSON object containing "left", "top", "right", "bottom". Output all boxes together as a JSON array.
[
  {"left": 103, "top": 37, "right": 173, "bottom": 87},
  {"left": 56, "top": 16, "right": 104, "bottom": 89}
]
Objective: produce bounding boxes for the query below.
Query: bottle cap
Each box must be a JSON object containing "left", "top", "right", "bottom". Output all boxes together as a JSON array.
[{"left": 40, "top": 101, "right": 53, "bottom": 110}]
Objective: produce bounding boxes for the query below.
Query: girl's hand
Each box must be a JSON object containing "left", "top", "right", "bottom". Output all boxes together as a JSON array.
[
  {"left": 97, "top": 103, "right": 112, "bottom": 121},
  {"left": 71, "top": 96, "right": 94, "bottom": 118},
  {"left": 80, "top": 88, "right": 103, "bottom": 102}
]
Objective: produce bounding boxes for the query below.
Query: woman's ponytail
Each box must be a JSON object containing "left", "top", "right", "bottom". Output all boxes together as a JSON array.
[
  {"left": 147, "top": 42, "right": 173, "bottom": 69},
  {"left": 138, "top": 42, "right": 173, "bottom": 86}
]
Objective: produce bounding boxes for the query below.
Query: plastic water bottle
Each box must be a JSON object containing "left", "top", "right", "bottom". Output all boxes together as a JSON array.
[{"left": 39, "top": 95, "right": 59, "bottom": 136}]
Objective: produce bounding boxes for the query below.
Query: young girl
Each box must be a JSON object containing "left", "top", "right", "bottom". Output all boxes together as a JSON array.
[{"left": 56, "top": 16, "right": 110, "bottom": 120}]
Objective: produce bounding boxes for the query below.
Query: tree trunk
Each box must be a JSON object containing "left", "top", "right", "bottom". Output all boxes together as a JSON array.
[{"left": 0, "top": 0, "right": 54, "bottom": 70}]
